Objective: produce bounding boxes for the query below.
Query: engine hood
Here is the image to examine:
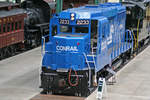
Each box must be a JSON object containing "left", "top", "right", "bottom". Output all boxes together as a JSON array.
[{"left": 53, "top": 34, "right": 88, "bottom": 53}]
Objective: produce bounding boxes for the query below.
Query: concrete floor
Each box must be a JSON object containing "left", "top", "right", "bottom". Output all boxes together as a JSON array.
[
  {"left": 87, "top": 46, "right": 150, "bottom": 100},
  {"left": 1, "top": 46, "right": 150, "bottom": 100},
  {"left": 0, "top": 47, "right": 42, "bottom": 100}
]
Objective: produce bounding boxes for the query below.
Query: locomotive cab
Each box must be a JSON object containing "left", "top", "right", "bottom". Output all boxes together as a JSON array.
[{"left": 42, "top": 12, "right": 110, "bottom": 71}]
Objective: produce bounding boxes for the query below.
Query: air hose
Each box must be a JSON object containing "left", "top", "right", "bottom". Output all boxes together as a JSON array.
[
  {"left": 68, "top": 68, "right": 79, "bottom": 87},
  {"left": 130, "top": 19, "right": 140, "bottom": 50},
  {"left": 137, "top": 19, "right": 140, "bottom": 48},
  {"left": 131, "top": 29, "right": 137, "bottom": 50}
]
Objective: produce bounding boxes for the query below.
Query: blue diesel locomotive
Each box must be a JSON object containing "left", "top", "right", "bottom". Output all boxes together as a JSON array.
[{"left": 40, "top": 3, "right": 135, "bottom": 96}]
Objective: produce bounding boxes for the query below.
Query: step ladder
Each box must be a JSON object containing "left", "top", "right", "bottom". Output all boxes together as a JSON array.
[
  {"left": 83, "top": 47, "right": 97, "bottom": 87},
  {"left": 106, "top": 67, "right": 117, "bottom": 84}
]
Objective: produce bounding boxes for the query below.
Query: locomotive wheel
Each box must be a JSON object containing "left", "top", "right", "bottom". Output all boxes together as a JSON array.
[
  {"left": 40, "top": 90, "right": 48, "bottom": 94},
  {"left": 10, "top": 45, "right": 16, "bottom": 56},
  {"left": 82, "top": 88, "right": 90, "bottom": 97},
  {"left": 35, "top": 33, "right": 41, "bottom": 47},
  {"left": 3, "top": 47, "right": 9, "bottom": 58},
  {"left": 80, "top": 86, "right": 90, "bottom": 97},
  {"left": 0, "top": 49, "right": 4, "bottom": 60},
  {"left": 80, "top": 75, "right": 90, "bottom": 97},
  {"left": 52, "top": 89, "right": 59, "bottom": 95},
  {"left": 3, "top": 46, "right": 15, "bottom": 58}
]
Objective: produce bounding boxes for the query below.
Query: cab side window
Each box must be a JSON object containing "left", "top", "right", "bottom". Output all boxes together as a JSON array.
[
  {"left": 15, "top": 22, "right": 18, "bottom": 30},
  {"left": 102, "top": 24, "right": 106, "bottom": 40},
  {"left": 91, "top": 20, "right": 98, "bottom": 39},
  {"left": 52, "top": 26, "right": 57, "bottom": 36},
  {"left": 91, "top": 20, "right": 98, "bottom": 49},
  {"left": 7, "top": 23, "right": 10, "bottom": 32},
  {"left": 19, "top": 21, "right": 22, "bottom": 29},
  {"left": 11, "top": 23, "right": 14, "bottom": 31},
  {"left": 3, "top": 24, "right": 6, "bottom": 33}
]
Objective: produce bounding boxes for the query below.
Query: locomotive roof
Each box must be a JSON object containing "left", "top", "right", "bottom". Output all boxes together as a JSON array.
[
  {"left": 0, "top": 8, "right": 25, "bottom": 18},
  {"left": 43, "top": 0, "right": 56, "bottom": 9},
  {"left": 0, "top": 2, "right": 18, "bottom": 8},
  {"left": 124, "top": 0, "right": 150, "bottom": 2},
  {"left": 122, "top": 1, "right": 145, "bottom": 9},
  {"left": 0, "top": 2, "right": 25, "bottom": 18},
  {"left": 122, "top": 0, "right": 150, "bottom": 9},
  {"left": 58, "top": 3, "right": 125, "bottom": 19}
]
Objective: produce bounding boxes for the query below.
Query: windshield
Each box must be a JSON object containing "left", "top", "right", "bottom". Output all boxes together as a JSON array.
[
  {"left": 75, "top": 27, "right": 88, "bottom": 33},
  {"left": 60, "top": 25, "right": 89, "bottom": 34},
  {"left": 60, "top": 25, "right": 72, "bottom": 33}
]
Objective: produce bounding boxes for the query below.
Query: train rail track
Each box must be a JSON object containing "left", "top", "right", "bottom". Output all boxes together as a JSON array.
[
  {"left": 31, "top": 94, "right": 85, "bottom": 100},
  {"left": 0, "top": 46, "right": 39, "bottom": 61}
]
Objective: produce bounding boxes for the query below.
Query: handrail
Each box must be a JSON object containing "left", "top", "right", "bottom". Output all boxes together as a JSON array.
[
  {"left": 137, "top": 19, "right": 140, "bottom": 48},
  {"left": 131, "top": 29, "right": 137, "bottom": 50},
  {"left": 41, "top": 36, "right": 45, "bottom": 57},
  {"left": 128, "top": 30, "right": 134, "bottom": 48},
  {"left": 41, "top": 34, "right": 49, "bottom": 57},
  {"left": 92, "top": 47, "right": 97, "bottom": 74},
  {"left": 126, "top": 29, "right": 134, "bottom": 48},
  {"left": 83, "top": 52, "right": 91, "bottom": 87}
]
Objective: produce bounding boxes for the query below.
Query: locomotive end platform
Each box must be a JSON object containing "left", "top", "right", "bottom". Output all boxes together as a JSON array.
[{"left": 30, "top": 94, "right": 85, "bottom": 100}]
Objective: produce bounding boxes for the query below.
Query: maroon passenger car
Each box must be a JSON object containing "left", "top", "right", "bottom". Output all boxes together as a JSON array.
[{"left": 0, "top": 2, "right": 26, "bottom": 59}]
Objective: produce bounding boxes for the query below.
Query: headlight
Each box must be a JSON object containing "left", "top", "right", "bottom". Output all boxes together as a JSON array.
[{"left": 71, "top": 13, "right": 75, "bottom": 21}]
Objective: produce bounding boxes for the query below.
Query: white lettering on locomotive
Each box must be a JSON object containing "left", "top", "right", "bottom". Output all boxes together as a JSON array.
[{"left": 56, "top": 46, "right": 78, "bottom": 52}]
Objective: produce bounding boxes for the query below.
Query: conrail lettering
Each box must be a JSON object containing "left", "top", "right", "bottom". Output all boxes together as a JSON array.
[{"left": 56, "top": 46, "right": 78, "bottom": 52}]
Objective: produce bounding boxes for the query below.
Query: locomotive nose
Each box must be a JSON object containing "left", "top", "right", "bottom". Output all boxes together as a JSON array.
[
  {"left": 47, "top": 35, "right": 89, "bottom": 70},
  {"left": 42, "top": 34, "right": 89, "bottom": 71}
]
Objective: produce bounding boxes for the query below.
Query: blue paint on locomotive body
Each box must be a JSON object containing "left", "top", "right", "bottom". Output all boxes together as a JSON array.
[{"left": 42, "top": 3, "right": 133, "bottom": 72}]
